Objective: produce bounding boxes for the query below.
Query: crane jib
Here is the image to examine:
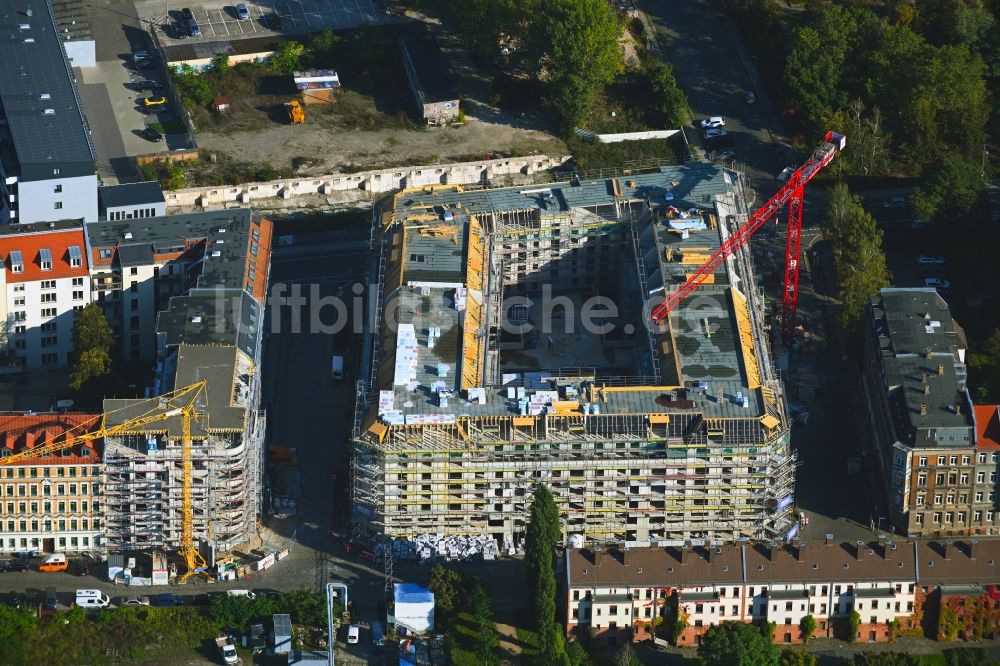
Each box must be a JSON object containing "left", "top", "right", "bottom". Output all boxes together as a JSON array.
[{"left": 649, "top": 132, "right": 845, "bottom": 326}]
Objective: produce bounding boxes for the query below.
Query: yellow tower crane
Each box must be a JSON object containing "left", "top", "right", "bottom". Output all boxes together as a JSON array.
[{"left": 0, "top": 381, "right": 211, "bottom": 582}]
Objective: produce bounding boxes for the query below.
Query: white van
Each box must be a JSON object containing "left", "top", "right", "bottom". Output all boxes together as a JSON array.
[
  {"left": 226, "top": 589, "right": 257, "bottom": 600},
  {"left": 75, "top": 589, "right": 111, "bottom": 609},
  {"left": 347, "top": 624, "right": 360, "bottom": 644}
]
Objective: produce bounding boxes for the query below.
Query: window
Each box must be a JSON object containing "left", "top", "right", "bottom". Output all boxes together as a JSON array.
[
  {"left": 53, "top": 168, "right": 60, "bottom": 175},
  {"left": 978, "top": 472, "right": 986, "bottom": 483},
  {"left": 40, "top": 293, "right": 57, "bottom": 303},
  {"left": 936, "top": 473, "right": 944, "bottom": 484},
  {"left": 958, "top": 512, "right": 967, "bottom": 523},
  {"left": 72, "top": 277, "right": 83, "bottom": 286},
  {"left": 975, "top": 510, "right": 982, "bottom": 521},
  {"left": 72, "top": 291, "right": 83, "bottom": 301},
  {"left": 961, "top": 473, "right": 969, "bottom": 484},
  {"left": 68, "top": 246, "right": 82, "bottom": 268},
  {"left": 933, "top": 512, "right": 941, "bottom": 524},
  {"left": 53, "top": 184, "right": 62, "bottom": 193},
  {"left": 130, "top": 267, "right": 138, "bottom": 276},
  {"left": 980, "top": 453, "right": 988, "bottom": 464},
  {"left": 917, "top": 494, "right": 925, "bottom": 506},
  {"left": 40, "top": 280, "right": 56, "bottom": 289},
  {"left": 41, "top": 308, "right": 56, "bottom": 318},
  {"left": 41, "top": 353, "right": 57, "bottom": 365},
  {"left": 977, "top": 492, "right": 984, "bottom": 502},
  {"left": 947, "top": 493, "right": 954, "bottom": 504},
  {"left": 989, "top": 511, "right": 995, "bottom": 521},
  {"left": 41, "top": 336, "right": 57, "bottom": 347},
  {"left": 916, "top": 513, "right": 924, "bottom": 525},
  {"left": 919, "top": 456, "right": 928, "bottom": 466},
  {"left": 963, "top": 455, "right": 970, "bottom": 465},
  {"left": 951, "top": 456, "right": 958, "bottom": 465},
  {"left": 946, "top": 512, "right": 954, "bottom": 523},
  {"left": 53, "top": 202, "right": 62, "bottom": 210},
  {"left": 918, "top": 475, "right": 927, "bottom": 487},
  {"left": 935, "top": 494, "right": 943, "bottom": 505},
  {"left": 99, "top": 249, "right": 112, "bottom": 260}
]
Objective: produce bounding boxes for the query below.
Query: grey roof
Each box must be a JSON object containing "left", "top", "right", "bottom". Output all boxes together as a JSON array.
[
  {"left": 85, "top": 209, "right": 254, "bottom": 291},
  {"left": 116, "top": 243, "right": 154, "bottom": 267},
  {"left": 869, "top": 288, "right": 973, "bottom": 446},
  {"left": 0, "top": 0, "right": 95, "bottom": 169},
  {"left": 156, "top": 288, "right": 261, "bottom": 358},
  {"left": 99, "top": 182, "right": 165, "bottom": 210},
  {"left": 104, "top": 344, "right": 247, "bottom": 435}
]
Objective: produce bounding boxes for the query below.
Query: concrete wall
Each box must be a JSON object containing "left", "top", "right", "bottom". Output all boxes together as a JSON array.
[
  {"left": 164, "top": 154, "right": 570, "bottom": 212},
  {"left": 18, "top": 175, "right": 98, "bottom": 224},
  {"left": 596, "top": 130, "right": 680, "bottom": 144},
  {"left": 106, "top": 201, "right": 167, "bottom": 221}
]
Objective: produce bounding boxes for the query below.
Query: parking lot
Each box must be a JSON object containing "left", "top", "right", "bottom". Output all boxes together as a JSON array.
[{"left": 135, "top": 0, "right": 387, "bottom": 45}]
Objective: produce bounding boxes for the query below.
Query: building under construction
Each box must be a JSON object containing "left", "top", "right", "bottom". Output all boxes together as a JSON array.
[
  {"left": 353, "top": 163, "right": 797, "bottom": 548},
  {"left": 93, "top": 210, "right": 272, "bottom": 558}
]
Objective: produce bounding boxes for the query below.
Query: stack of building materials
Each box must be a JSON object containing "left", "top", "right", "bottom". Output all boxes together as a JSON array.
[
  {"left": 293, "top": 69, "right": 341, "bottom": 104},
  {"left": 382, "top": 534, "right": 501, "bottom": 562}
]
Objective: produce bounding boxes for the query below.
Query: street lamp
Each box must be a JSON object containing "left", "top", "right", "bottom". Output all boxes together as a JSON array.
[{"left": 327, "top": 582, "right": 348, "bottom": 666}]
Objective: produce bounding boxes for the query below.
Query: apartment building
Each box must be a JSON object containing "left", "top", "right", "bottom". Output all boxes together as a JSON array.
[
  {"left": 0, "top": 413, "right": 103, "bottom": 554},
  {"left": 0, "top": 0, "right": 98, "bottom": 224},
  {"left": 96, "top": 209, "right": 272, "bottom": 555},
  {"left": 354, "top": 162, "right": 795, "bottom": 548},
  {"left": 862, "top": 288, "right": 998, "bottom": 537},
  {"left": 563, "top": 538, "right": 1000, "bottom": 647},
  {"left": 98, "top": 182, "right": 166, "bottom": 221},
  {"left": 0, "top": 222, "right": 91, "bottom": 369}
]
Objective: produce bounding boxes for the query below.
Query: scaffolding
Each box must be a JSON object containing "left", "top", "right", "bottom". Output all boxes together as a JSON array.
[{"left": 353, "top": 171, "right": 798, "bottom": 547}]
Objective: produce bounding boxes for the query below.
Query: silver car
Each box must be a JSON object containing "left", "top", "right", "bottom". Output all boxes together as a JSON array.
[{"left": 236, "top": 3, "right": 250, "bottom": 19}]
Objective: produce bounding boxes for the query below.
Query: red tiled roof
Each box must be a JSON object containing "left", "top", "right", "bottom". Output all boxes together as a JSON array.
[
  {"left": 0, "top": 412, "right": 103, "bottom": 465},
  {"left": 974, "top": 404, "right": 1000, "bottom": 451},
  {"left": 0, "top": 228, "right": 89, "bottom": 283},
  {"left": 246, "top": 218, "right": 273, "bottom": 302}
]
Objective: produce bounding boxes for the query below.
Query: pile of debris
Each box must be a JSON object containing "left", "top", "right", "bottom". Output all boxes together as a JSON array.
[{"left": 378, "top": 534, "right": 516, "bottom": 562}]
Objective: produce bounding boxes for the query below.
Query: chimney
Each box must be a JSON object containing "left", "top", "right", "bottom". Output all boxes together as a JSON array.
[
  {"left": 795, "top": 539, "right": 805, "bottom": 562},
  {"left": 925, "top": 347, "right": 933, "bottom": 359},
  {"left": 942, "top": 541, "right": 952, "bottom": 561},
  {"left": 968, "top": 539, "right": 977, "bottom": 560},
  {"left": 877, "top": 536, "right": 887, "bottom": 558},
  {"left": 920, "top": 404, "right": 928, "bottom": 416},
  {"left": 23, "top": 431, "right": 34, "bottom": 450},
  {"left": 592, "top": 544, "right": 603, "bottom": 566},
  {"left": 923, "top": 384, "right": 931, "bottom": 395},
  {"left": 856, "top": 540, "right": 866, "bottom": 561},
  {"left": 680, "top": 541, "right": 690, "bottom": 565},
  {"left": 825, "top": 533, "right": 834, "bottom": 547},
  {"left": 938, "top": 364, "right": 944, "bottom": 375},
  {"left": 705, "top": 545, "right": 714, "bottom": 564}
]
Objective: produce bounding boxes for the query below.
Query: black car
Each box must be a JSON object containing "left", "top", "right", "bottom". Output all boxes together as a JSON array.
[
  {"left": 6, "top": 562, "right": 29, "bottom": 573},
  {"left": 137, "top": 80, "right": 162, "bottom": 91},
  {"left": 44, "top": 587, "right": 58, "bottom": 611},
  {"left": 150, "top": 593, "right": 185, "bottom": 607},
  {"left": 142, "top": 126, "right": 164, "bottom": 142},
  {"left": 265, "top": 13, "right": 282, "bottom": 29}
]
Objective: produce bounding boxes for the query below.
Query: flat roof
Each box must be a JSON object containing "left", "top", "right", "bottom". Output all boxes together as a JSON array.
[
  {"left": 156, "top": 288, "right": 260, "bottom": 356},
  {"left": 50, "top": 0, "right": 92, "bottom": 42},
  {"left": 99, "top": 182, "right": 165, "bottom": 209},
  {"left": 869, "top": 289, "right": 973, "bottom": 445},
  {"left": 0, "top": 0, "right": 95, "bottom": 170}
]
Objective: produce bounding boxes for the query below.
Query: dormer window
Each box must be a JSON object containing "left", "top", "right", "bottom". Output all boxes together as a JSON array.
[
  {"left": 68, "top": 245, "right": 82, "bottom": 268},
  {"left": 40, "top": 248, "right": 52, "bottom": 271},
  {"left": 9, "top": 250, "right": 23, "bottom": 273}
]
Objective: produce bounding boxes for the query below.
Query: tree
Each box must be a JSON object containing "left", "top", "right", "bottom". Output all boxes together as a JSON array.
[
  {"left": 781, "top": 650, "right": 818, "bottom": 666},
  {"left": 912, "top": 152, "right": 984, "bottom": 222},
  {"left": 848, "top": 609, "right": 862, "bottom": 642},
  {"left": 647, "top": 61, "right": 688, "bottom": 128},
  {"left": 427, "top": 565, "right": 468, "bottom": 627},
  {"left": 524, "top": 484, "right": 564, "bottom": 665},
  {"left": 784, "top": 6, "right": 857, "bottom": 125},
  {"left": 820, "top": 99, "right": 892, "bottom": 177},
  {"left": 613, "top": 642, "right": 640, "bottom": 666},
  {"left": 968, "top": 328, "right": 1000, "bottom": 400},
  {"left": 698, "top": 621, "right": 780, "bottom": 666},
  {"left": 170, "top": 64, "right": 213, "bottom": 107},
  {"left": 532, "top": 0, "right": 623, "bottom": 130},
  {"left": 279, "top": 589, "right": 327, "bottom": 626},
  {"left": 70, "top": 304, "right": 114, "bottom": 392},
  {"left": 822, "top": 184, "right": 891, "bottom": 336},
  {"left": 270, "top": 41, "right": 305, "bottom": 74},
  {"left": 566, "top": 641, "right": 592, "bottom": 666},
  {"left": 800, "top": 614, "right": 817, "bottom": 643},
  {"left": 470, "top": 581, "right": 499, "bottom": 666},
  {"left": 209, "top": 53, "right": 231, "bottom": 73}
]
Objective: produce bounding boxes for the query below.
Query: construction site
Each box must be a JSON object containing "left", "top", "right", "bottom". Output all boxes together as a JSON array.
[{"left": 352, "top": 162, "right": 798, "bottom": 551}]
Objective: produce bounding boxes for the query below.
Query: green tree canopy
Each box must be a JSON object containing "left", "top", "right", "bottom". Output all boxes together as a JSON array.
[
  {"left": 532, "top": 0, "right": 623, "bottom": 131},
  {"left": 912, "top": 152, "right": 984, "bottom": 221},
  {"left": 698, "top": 621, "right": 780, "bottom": 666},
  {"left": 427, "top": 565, "right": 469, "bottom": 628},
  {"left": 781, "top": 649, "right": 818, "bottom": 666},
  {"left": 70, "top": 304, "right": 115, "bottom": 393},
  {"left": 271, "top": 41, "right": 305, "bottom": 74},
  {"left": 800, "top": 614, "right": 817, "bottom": 643},
  {"left": 470, "top": 581, "right": 499, "bottom": 665}
]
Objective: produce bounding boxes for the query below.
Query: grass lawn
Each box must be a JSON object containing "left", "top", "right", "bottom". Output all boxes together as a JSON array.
[
  {"left": 449, "top": 612, "right": 483, "bottom": 666},
  {"left": 515, "top": 624, "right": 541, "bottom": 656}
]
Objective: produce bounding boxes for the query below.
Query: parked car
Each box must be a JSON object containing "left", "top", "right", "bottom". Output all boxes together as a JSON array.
[
  {"left": 347, "top": 624, "right": 360, "bottom": 644},
  {"left": 5, "top": 562, "right": 29, "bottom": 573},
  {"left": 777, "top": 166, "right": 795, "bottom": 182},
  {"left": 142, "top": 96, "right": 168, "bottom": 109},
  {"left": 151, "top": 593, "right": 185, "bottom": 607},
  {"left": 883, "top": 196, "right": 906, "bottom": 208},
  {"left": 924, "top": 276, "right": 951, "bottom": 289},
  {"left": 44, "top": 587, "right": 58, "bottom": 611},
  {"left": 132, "top": 50, "right": 153, "bottom": 63},
  {"left": 699, "top": 116, "right": 725, "bottom": 129},
  {"left": 743, "top": 90, "right": 756, "bottom": 104},
  {"left": 704, "top": 129, "right": 733, "bottom": 148},
  {"left": 7, "top": 592, "right": 26, "bottom": 610},
  {"left": 917, "top": 254, "right": 946, "bottom": 265},
  {"left": 181, "top": 8, "right": 201, "bottom": 37},
  {"left": 121, "top": 595, "right": 151, "bottom": 606},
  {"left": 236, "top": 2, "right": 250, "bottom": 19},
  {"left": 136, "top": 79, "right": 162, "bottom": 91},
  {"left": 142, "top": 126, "right": 164, "bottom": 142},
  {"left": 38, "top": 553, "right": 68, "bottom": 573}
]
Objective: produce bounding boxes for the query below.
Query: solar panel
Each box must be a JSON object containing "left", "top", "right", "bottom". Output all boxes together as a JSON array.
[
  {"left": 39, "top": 247, "right": 52, "bottom": 262},
  {"left": 9, "top": 250, "right": 23, "bottom": 269},
  {"left": 68, "top": 245, "right": 81, "bottom": 261}
]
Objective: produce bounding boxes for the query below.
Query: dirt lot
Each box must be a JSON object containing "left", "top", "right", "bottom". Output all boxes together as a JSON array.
[{"left": 186, "top": 24, "right": 565, "bottom": 175}]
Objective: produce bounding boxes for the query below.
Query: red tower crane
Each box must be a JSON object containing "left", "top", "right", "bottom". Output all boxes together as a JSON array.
[{"left": 649, "top": 131, "right": 847, "bottom": 345}]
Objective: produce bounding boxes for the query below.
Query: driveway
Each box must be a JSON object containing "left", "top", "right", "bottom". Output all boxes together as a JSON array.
[{"left": 641, "top": 0, "right": 790, "bottom": 189}]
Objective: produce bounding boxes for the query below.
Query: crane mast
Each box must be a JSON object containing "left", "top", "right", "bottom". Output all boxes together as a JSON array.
[
  {"left": 0, "top": 381, "right": 211, "bottom": 581},
  {"left": 650, "top": 131, "right": 847, "bottom": 345}
]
